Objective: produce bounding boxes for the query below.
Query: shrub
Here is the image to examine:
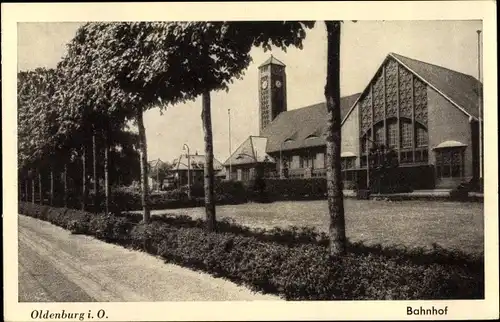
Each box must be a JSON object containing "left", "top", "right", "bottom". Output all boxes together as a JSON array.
[
  {"left": 264, "top": 178, "right": 327, "bottom": 200},
  {"left": 18, "top": 202, "right": 484, "bottom": 301},
  {"left": 215, "top": 180, "right": 249, "bottom": 203}
]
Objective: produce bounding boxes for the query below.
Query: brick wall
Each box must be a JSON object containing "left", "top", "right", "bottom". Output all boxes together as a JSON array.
[{"left": 427, "top": 87, "right": 474, "bottom": 187}]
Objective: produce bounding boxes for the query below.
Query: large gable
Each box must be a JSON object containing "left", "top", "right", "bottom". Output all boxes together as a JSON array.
[
  {"left": 262, "top": 93, "right": 361, "bottom": 153},
  {"left": 342, "top": 53, "right": 482, "bottom": 125},
  {"left": 390, "top": 53, "right": 482, "bottom": 119}
]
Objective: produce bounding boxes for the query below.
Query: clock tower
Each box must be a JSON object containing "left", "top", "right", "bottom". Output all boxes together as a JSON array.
[{"left": 258, "top": 55, "right": 287, "bottom": 134}]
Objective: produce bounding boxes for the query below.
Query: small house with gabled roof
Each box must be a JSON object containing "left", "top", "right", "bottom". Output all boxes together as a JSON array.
[
  {"left": 224, "top": 136, "right": 275, "bottom": 181},
  {"left": 173, "top": 153, "right": 224, "bottom": 187}
]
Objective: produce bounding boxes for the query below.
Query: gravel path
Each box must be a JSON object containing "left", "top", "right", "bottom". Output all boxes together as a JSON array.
[{"left": 18, "top": 215, "right": 279, "bottom": 302}]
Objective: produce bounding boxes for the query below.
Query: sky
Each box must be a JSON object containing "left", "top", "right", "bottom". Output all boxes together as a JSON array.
[{"left": 17, "top": 20, "right": 483, "bottom": 164}]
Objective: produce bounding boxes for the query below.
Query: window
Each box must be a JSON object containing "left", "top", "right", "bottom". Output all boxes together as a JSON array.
[
  {"left": 361, "top": 130, "right": 372, "bottom": 154},
  {"left": 298, "top": 153, "right": 314, "bottom": 169},
  {"left": 435, "top": 148, "right": 464, "bottom": 179},
  {"left": 401, "top": 122, "right": 412, "bottom": 148},
  {"left": 242, "top": 168, "right": 250, "bottom": 181},
  {"left": 374, "top": 125, "right": 384, "bottom": 147},
  {"left": 316, "top": 153, "right": 325, "bottom": 169},
  {"left": 415, "top": 149, "right": 429, "bottom": 163},
  {"left": 341, "top": 157, "right": 355, "bottom": 170},
  {"left": 291, "top": 155, "right": 300, "bottom": 169},
  {"left": 400, "top": 150, "right": 413, "bottom": 164},
  {"left": 387, "top": 121, "right": 398, "bottom": 149},
  {"left": 416, "top": 126, "right": 428, "bottom": 147},
  {"left": 309, "top": 154, "right": 315, "bottom": 168}
]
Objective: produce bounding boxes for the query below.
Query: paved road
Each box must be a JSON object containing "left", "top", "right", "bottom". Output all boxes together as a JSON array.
[{"left": 18, "top": 215, "right": 279, "bottom": 302}]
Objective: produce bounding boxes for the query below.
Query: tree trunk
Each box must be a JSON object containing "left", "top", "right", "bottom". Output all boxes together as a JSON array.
[
  {"left": 104, "top": 130, "right": 111, "bottom": 216},
  {"left": 201, "top": 91, "right": 217, "bottom": 232},
  {"left": 38, "top": 171, "right": 43, "bottom": 205},
  {"left": 137, "top": 105, "right": 151, "bottom": 223},
  {"left": 92, "top": 133, "right": 99, "bottom": 213},
  {"left": 31, "top": 177, "right": 35, "bottom": 204},
  {"left": 63, "top": 163, "right": 68, "bottom": 208},
  {"left": 324, "top": 21, "right": 346, "bottom": 256},
  {"left": 25, "top": 179, "right": 28, "bottom": 202},
  {"left": 82, "top": 146, "right": 88, "bottom": 211},
  {"left": 50, "top": 168, "right": 54, "bottom": 206}
]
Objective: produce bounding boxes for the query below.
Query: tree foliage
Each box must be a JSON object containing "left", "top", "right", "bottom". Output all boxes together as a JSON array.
[
  {"left": 17, "top": 21, "right": 318, "bottom": 225},
  {"left": 18, "top": 68, "right": 61, "bottom": 173}
]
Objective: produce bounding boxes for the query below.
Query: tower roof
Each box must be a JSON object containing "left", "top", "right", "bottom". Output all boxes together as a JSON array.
[{"left": 259, "top": 55, "right": 286, "bottom": 68}]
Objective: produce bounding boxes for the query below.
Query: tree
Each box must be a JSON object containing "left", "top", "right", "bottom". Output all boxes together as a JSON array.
[
  {"left": 61, "top": 22, "right": 256, "bottom": 224},
  {"left": 58, "top": 24, "right": 138, "bottom": 214},
  {"left": 220, "top": 21, "right": 347, "bottom": 255},
  {"left": 58, "top": 21, "right": 314, "bottom": 228},
  {"left": 110, "top": 130, "right": 141, "bottom": 187},
  {"left": 58, "top": 22, "right": 186, "bottom": 222},
  {"left": 17, "top": 68, "right": 62, "bottom": 205},
  {"left": 324, "top": 21, "right": 346, "bottom": 255},
  {"left": 158, "top": 21, "right": 314, "bottom": 231}
]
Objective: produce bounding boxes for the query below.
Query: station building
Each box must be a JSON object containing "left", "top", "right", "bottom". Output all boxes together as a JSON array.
[{"left": 223, "top": 53, "right": 483, "bottom": 190}]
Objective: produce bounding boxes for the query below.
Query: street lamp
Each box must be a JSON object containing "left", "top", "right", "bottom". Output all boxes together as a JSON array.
[{"left": 182, "top": 144, "right": 191, "bottom": 199}]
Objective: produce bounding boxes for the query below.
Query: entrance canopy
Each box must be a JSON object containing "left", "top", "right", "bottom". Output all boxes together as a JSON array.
[{"left": 433, "top": 140, "right": 467, "bottom": 149}]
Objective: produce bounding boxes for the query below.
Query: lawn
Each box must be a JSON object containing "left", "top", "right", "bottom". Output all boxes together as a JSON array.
[{"left": 147, "top": 199, "right": 484, "bottom": 255}]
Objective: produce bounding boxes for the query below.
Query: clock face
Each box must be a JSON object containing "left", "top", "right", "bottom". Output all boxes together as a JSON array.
[
  {"left": 275, "top": 80, "right": 282, "bottom": 88},
  {"left": 261, "top": 79, "right": 268, "bottom": 89}
]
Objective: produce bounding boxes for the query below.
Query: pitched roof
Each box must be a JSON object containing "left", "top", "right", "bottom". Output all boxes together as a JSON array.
[
  {"left": 259, "top": 55, "right": 286, "bottom": 68},
  {"left": 390, "top": 53, "right": 482, "bottom": 119},
  {"left": 223, "top": 136, "right": 276, "bottom": 166},
  {"left": 342, "top": 52, "right": 482, "bottom": 126},
  {"left": 173, "top": 154, "right": 223, "bottom": 171},
  {"left": 148, "top": 159, "right": 164, "bottom": 168},
  {"left": 262, "top": 93, "right": 361, "bottom": 153}
]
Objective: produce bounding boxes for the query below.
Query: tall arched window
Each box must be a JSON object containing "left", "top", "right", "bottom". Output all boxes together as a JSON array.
[
  {"left": 361, "top": 129, "right": 372, "bottom": 154},
  {"left": 374, "top": 123, "right": 384, "bottom": 147},
  {"left": 415, "top": 122, "right": 428, "bottom": 163},
  {"left": 387, "top": 119, "right": 398, "bottom": 149},
  {"left": 416, "top": 124, "right": 428, "bottom": 148},
  {"left": 401, "top": 119, "right": 413, "bottom": 149},
  {"left": 398, "top": 118, "right": 429, "bottom": 164}
]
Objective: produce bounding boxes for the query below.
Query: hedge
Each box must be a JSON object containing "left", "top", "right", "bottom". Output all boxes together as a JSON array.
[{"left": 18, "top": 202, "right": 484, "bottom": 300}]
